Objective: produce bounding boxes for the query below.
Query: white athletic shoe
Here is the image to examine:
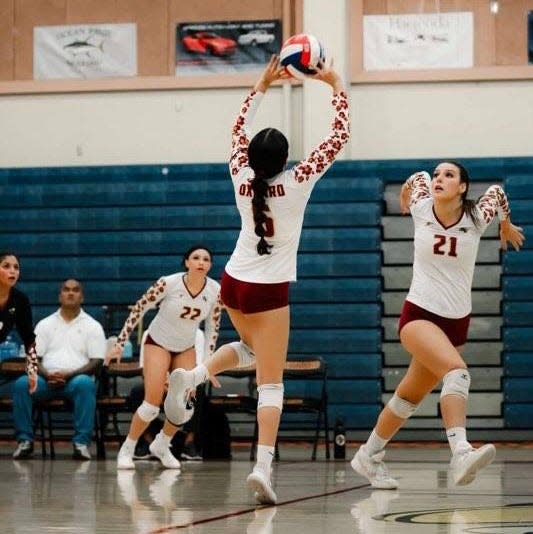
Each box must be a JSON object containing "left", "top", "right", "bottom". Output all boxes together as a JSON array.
[
  {"left": 164, "top": 368, "right": 195, "bottom": 427},
  {"left": 246, "top": 469, "right": 277, "bottom": 505},
  {"left": 149, "top": 435, "right": 181, "bottom": 469},
  {"left": 450, "top": 443, "right": 496, "bottom": 486},
  {"left": 117, "top": 441, "right": 135, "bottom": 470},
  {"left": 351, "top": 445, "right": 399, "bottom": 490}
]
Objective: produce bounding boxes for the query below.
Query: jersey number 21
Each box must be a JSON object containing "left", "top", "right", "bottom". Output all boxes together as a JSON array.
[{"left": 433, "top": 234, "right": 458, "bottom": 257}]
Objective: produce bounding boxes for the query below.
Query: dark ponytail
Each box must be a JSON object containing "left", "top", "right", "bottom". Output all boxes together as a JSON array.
[
  {"left": 448, "top": 161, "right": 481, "bottom": 228},
  {"left": 248, "top": 128, "right": 289, "bottom": 256}
]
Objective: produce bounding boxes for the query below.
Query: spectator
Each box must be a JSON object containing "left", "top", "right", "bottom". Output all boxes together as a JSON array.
[
  {"left": 11, "top": 279, "right": 106, "bottom": 460},
  {"left": 0, "top": 252, "right": 38, "bottom": 393}
]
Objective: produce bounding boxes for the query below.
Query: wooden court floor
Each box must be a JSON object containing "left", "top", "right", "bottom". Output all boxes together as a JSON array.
[{"left": 0, "top": 443, "right": 532, "bottom": 533}]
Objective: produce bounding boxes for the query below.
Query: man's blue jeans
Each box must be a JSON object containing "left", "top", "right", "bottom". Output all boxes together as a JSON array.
[{"left": 12, "top": 374, "right": 96, "bottom": 446}]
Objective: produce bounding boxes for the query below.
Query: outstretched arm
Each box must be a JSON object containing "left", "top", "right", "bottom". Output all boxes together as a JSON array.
[
  {"left": 400, "top": 171, "right": 432, "bottom": 214},
  {"left": 104, "top": 278, "right": 167, "bottom": 365},
  {"left": 229, "top": 55, "right": 288, "bottom": 178},
  {"left": 477, "top": 185, "right": 525, "bottom": 250},
  {"left": 293, "top": 63, "right": 350, "bottom": 184}
]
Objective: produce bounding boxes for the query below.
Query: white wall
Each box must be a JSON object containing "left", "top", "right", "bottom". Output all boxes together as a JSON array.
[
  {"left": 1, "top": 0, "right": 533, "bottom": 168},
  {"left": 2, "top": 78, "right": 533, "bottom": 168},
  {"left": 0, "top": 87, "right": 296, "bottom": 167},
  {"left": 350, "top": 80, "right": 533, "bottom": 160}
]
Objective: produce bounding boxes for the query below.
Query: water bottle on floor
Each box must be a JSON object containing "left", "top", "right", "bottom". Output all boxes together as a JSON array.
[{"left": 334, "top": 418, "right": 346, "bottom": 460}]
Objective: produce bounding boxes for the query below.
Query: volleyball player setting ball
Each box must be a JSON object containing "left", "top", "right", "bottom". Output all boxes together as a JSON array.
[{"left": 164, "top": 40, "right": 350, "bottom": 505}]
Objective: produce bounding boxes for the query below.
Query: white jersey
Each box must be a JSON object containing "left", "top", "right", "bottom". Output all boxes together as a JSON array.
[
  {"left": 225, "top": 89, "right": 350, "bottom": 283},
  {"left": 117, "top": 273, "right": 222, "bottom": 357},
  {"left": 405, "top": 171, "right": 510, "bottom": 318}
]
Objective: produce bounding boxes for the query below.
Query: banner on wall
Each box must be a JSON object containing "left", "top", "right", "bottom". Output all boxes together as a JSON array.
[
  {"left": 363, "top": 12, "right": 473, "bottom": 70},
  {"left": 34, "top": 23, "right": 137, "bottom": 80},
  {"left": 529, "top": 11, "right": 533, "bottom": 64},
  {"left": 176, "top": 19, "right": 282, "bottom": 75}
]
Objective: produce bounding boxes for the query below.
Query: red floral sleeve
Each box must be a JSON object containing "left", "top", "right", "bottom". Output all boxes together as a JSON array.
[
  {"left": 406, "top": 171, "right": 432, "bottom": 207},
  {"left": 293, "top": 91, "right": 350, "bottom": 183},
  {"left": 203, "top": 292, "right": 223, "bottom": 358},
  {"left": 229, "top": 90, "right": 263, "bottom": 178},
  {"left": 477, "top": 185, "right": 510, "bottom": 225},
  {"left": 116, "top": 278, "right": 167, "bottom": 348},
  {"left": 25, "top": 343, "right": 38, "bottom": 378}
]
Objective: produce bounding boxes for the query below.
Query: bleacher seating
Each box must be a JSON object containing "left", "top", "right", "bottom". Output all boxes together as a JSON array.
[
  {"left": 0, "top": 161, "right": 384, "bottom": 433},
  {"left": 502, "top": 175, "right": 533, "bottom": 428},
  {"left": 4, "top": 158, "right": 531, "bottom": 436}
]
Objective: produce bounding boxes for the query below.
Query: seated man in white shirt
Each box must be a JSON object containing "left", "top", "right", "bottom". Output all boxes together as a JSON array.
[{"left": 12, "top": 279, "right": 106, "bottom": 460}]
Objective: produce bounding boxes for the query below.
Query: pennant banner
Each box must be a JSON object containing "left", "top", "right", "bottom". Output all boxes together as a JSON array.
[
  {"left": 363, "top": 12, "right": 473, "bottom": 70},
  {"left": 34, "top": 23, "right": 137, "bottom": 80}
]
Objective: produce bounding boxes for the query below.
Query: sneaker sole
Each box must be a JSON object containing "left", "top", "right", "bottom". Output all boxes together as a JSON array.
[
  {"left": 350, "top": 456, "right": 399, "bottom": 490},
  {"left": 164, "top": 371, "right": 194, "bottom": 427},
  {"left": 454, "top": 444, "right": 496, "bottom": 486},
  {"left": 246, "top": 473, "right": 277, "bottom": 505}
]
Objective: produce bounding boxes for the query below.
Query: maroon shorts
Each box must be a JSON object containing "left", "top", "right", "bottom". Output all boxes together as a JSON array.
[
  {"left": 221, "top": 270, "right": 289, "bottom": 313},
  {"left": 144, "top": 334, "right": 192, "bottom": 358},
  {"left": 398, "top": 300, "right": 470, "bottom": 347}
]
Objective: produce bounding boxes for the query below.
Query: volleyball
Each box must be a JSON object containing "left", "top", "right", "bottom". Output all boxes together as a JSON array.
[{"left": 279, "top": 33, "right": 325, "bottom": 79}]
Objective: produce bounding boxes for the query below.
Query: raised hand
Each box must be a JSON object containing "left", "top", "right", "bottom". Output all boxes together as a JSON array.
[
  {"left": 254, "top": 55, "right": 289, "bottom": 93},
  {"left": 400, "top": 182, "right": 413, "bottom": 215},
  {"left": 310, "top": 59, "right": 343, "bottom": 93}
]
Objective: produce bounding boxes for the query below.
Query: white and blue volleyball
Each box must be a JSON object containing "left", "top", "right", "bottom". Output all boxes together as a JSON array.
[{"left": 279, "top": 34, "right": 325, "bottom": 79}]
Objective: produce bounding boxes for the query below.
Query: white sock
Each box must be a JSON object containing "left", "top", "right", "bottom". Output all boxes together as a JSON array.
[
  {"left": 365, "top": 429, "right": 389, "bottom": 456},
  {"left": 192, "top": 363, "right": 209, "bottom": 387},
  {"left": 446, "top": 427, "right": 469, "bottom": 454},
  {"left": 255, "top": 445, "right": 275, "bottom": 475},
  {"left": 121, "top": 437, "right": 137, "bottom": 452},
  {"left": 156, "top": 431, "right": 172, "bottom": 446}
]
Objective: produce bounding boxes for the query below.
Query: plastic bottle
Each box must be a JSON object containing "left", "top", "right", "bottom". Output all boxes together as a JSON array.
[
  {"left": 4, "top": 335, "right": 19, "bottom": 358},
  {"left": 333, "top": 418, "right": 346, "bottom": 460},
  {"left": 122, "top": 339, "right": 133, "bottom": 359}
]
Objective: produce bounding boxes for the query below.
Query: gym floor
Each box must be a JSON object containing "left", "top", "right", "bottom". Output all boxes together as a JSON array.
[{"left": 1, "top": 442, "right": 532, "bottom": 533}]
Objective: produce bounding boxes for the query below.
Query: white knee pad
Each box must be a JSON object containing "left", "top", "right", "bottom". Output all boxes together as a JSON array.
[
  {"left": 441, "top": 368, "right": 471, "bottom": 400},
  {"left": 136, "top": 401, "right": 160, "bottom": 422},
  {"left": 387, "top": 393, "right": 419, "bottom": 419},
  {"left": 257, "top": 383, "right": 284, "bottom": 412},
  {"left": 229, "top": 341, "right": 256, "bottom": 368}
]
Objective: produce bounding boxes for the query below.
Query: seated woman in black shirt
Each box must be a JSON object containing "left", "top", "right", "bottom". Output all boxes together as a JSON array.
[{"left": 0, "top": 252, "right": 38, "bottom": 392}]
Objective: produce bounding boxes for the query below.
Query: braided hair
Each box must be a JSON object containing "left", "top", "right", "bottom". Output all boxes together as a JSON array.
[{"left": 248, "top": 128, "right": 288, "bottom": 255}]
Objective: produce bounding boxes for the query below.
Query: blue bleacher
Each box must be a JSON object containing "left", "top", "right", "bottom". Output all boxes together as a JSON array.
[
  {"left": 502, "top": 302, "right": 533, "bottom": 325},
  {"left": 0, "top": 161, "right": 384, "bottom": 431},
  {"left": 502, "top": 172, "right": 533, "bottom": 429},
  {"left": 7, "top": 159, "right": 533, "bottom": 434},
  {"left": 503, "top": 352, "right": 533, "bottom": 376}
]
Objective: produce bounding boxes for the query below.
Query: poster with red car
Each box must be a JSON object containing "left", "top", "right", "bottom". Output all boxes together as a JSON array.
[{"left": 176, "top": 19, "right": 282, "bottom": 75}]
